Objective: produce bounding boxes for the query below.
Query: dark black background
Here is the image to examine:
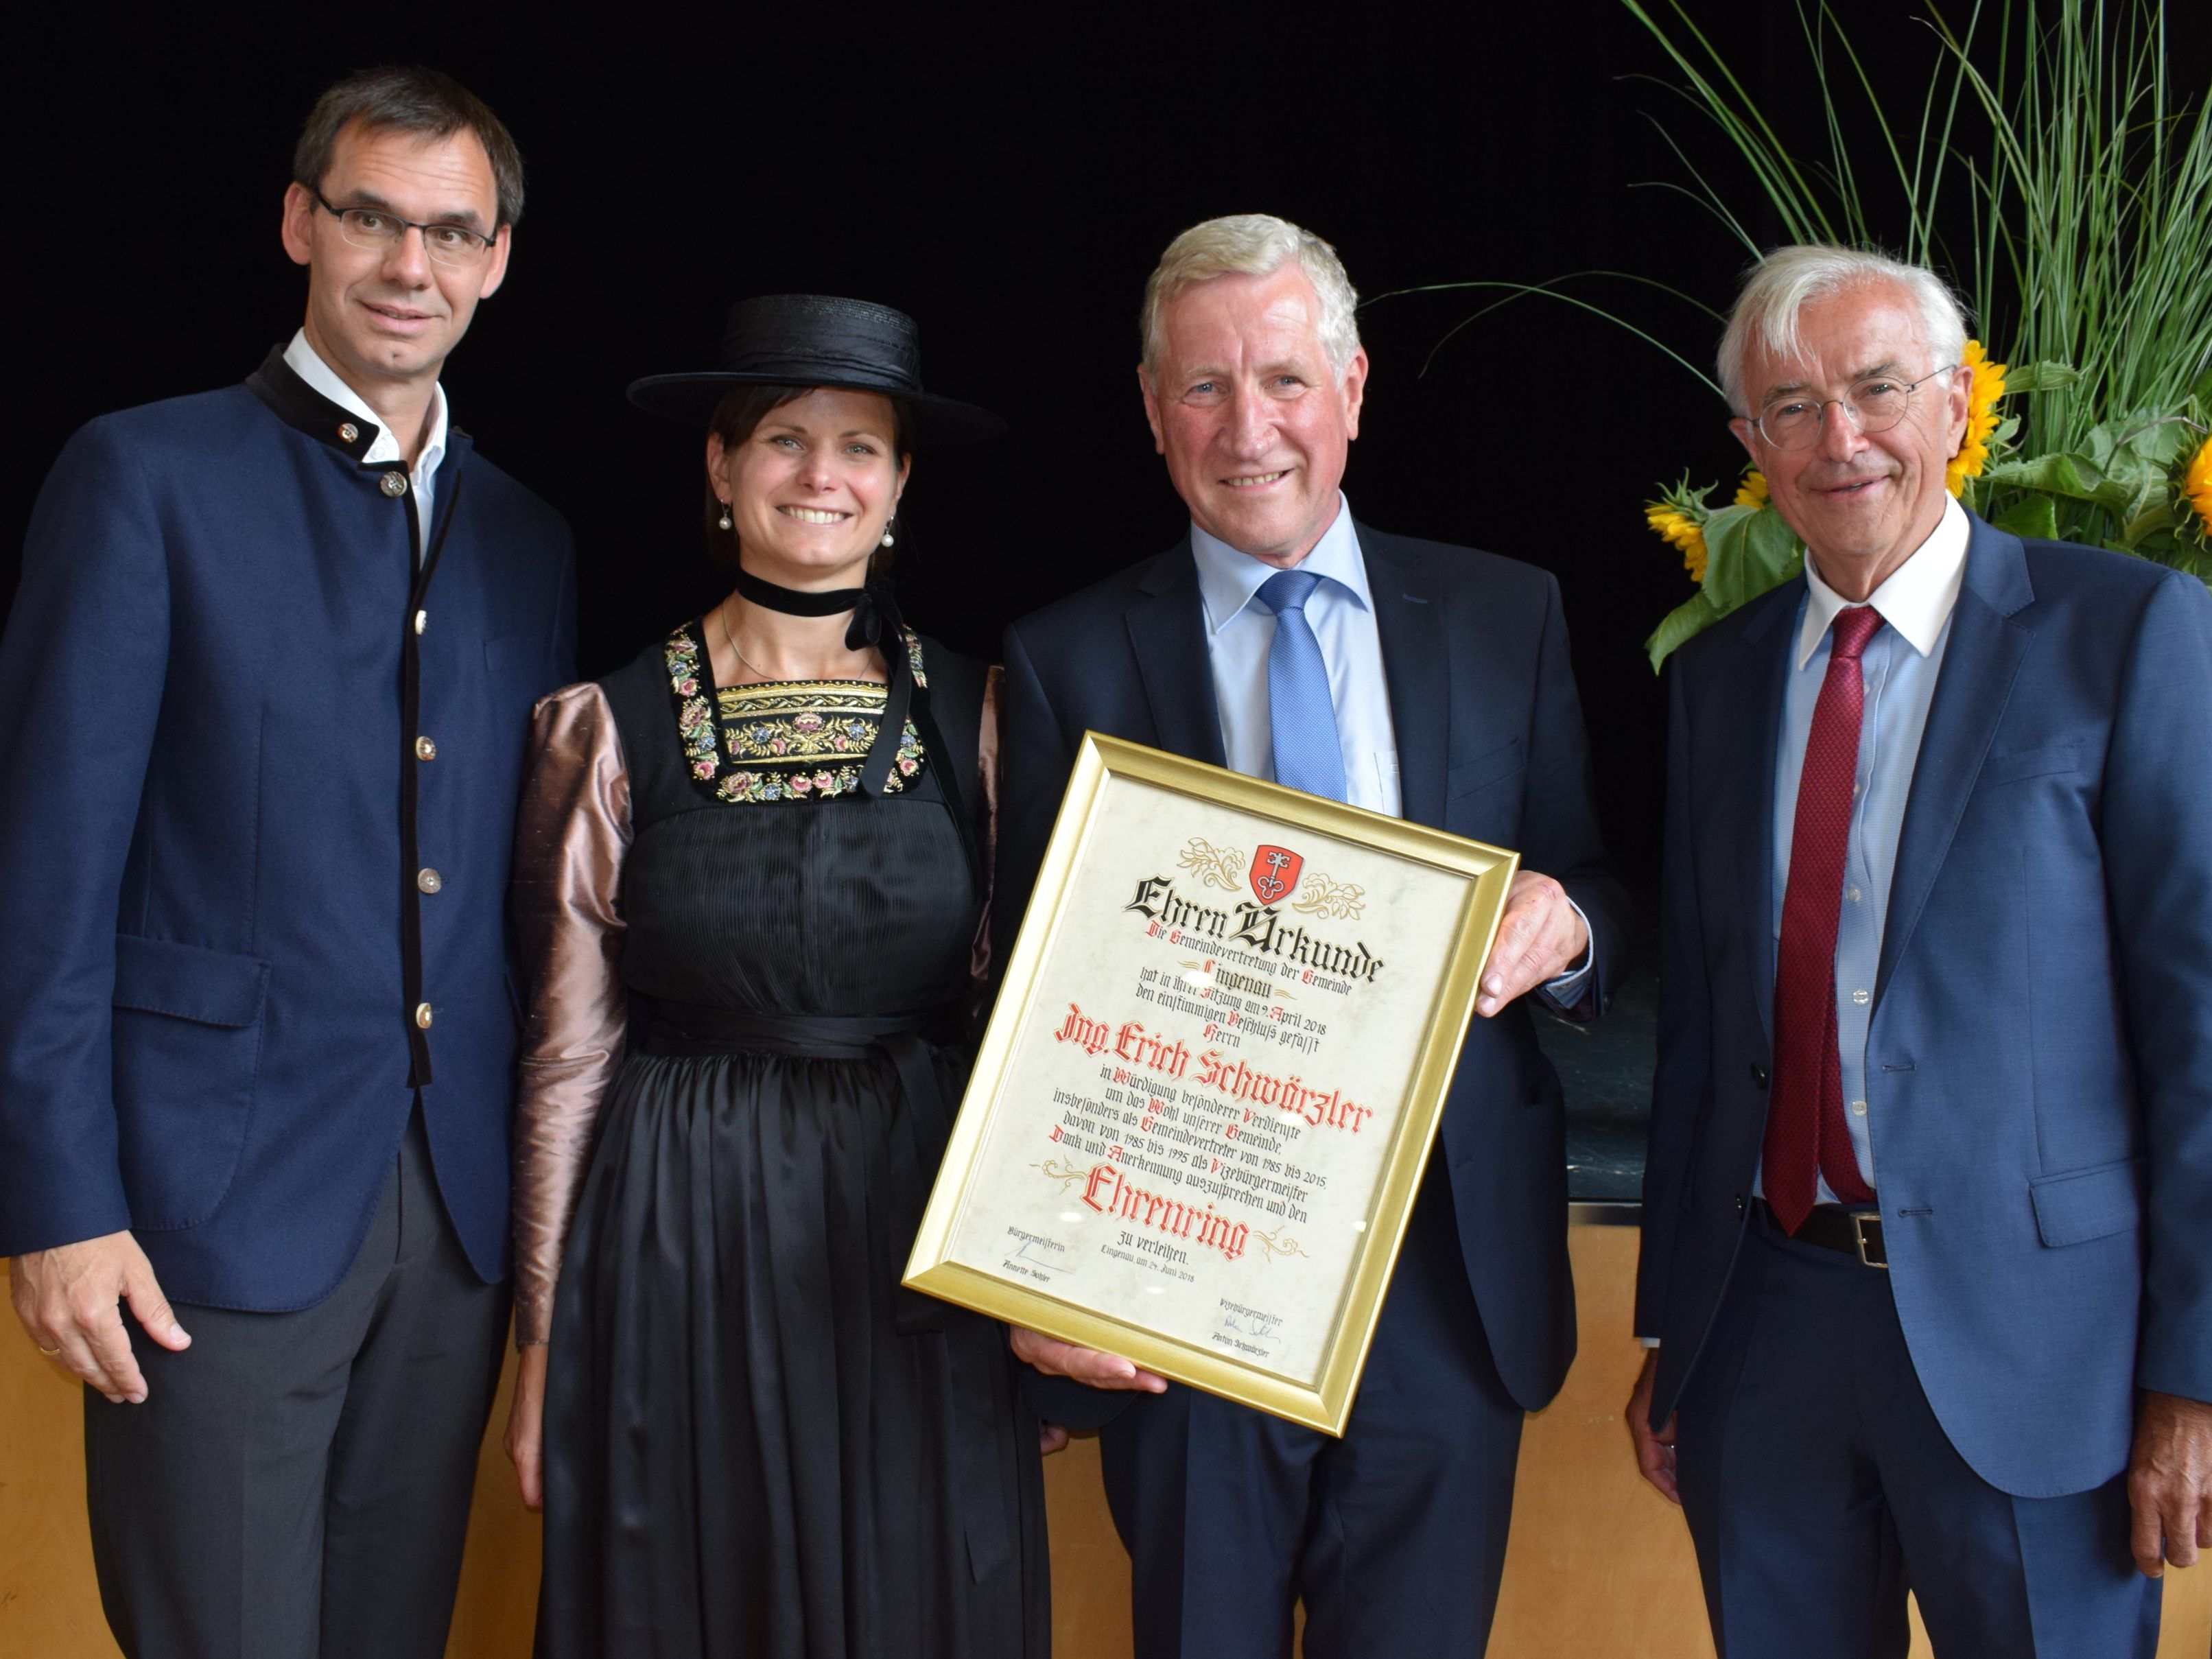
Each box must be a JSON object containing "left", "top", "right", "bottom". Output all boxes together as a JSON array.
[{"left": 12, "top": 2, "right": 2206, "bottom": 901}]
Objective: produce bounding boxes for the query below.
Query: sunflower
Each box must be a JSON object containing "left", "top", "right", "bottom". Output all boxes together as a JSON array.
[
  {"left": 1734, "top": 469, "right": 1769, "bottom": 508},
  {"left": 2185, "top": 434, "right": 2212, "bottom": 543},
  {"left": 1645, "top": 504, "right": 1708, "bottom": 583},
  {"left": 1946, "top": 339, "right": 2007, "bottom": 498}
]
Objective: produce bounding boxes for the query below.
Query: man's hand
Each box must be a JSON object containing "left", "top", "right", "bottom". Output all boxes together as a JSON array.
[
  {"left": 1476, "top": 871, "right": 1589, "bottom": 1017},
  {"left": 1625, "top": 1348, "right": 1680, "bottom": 1505},
  {"left": 1009, "top": 1326, "right": 1168, "bottom": 1393},
  {"left": 2128, "top": 1389, "right": 2212, "bottom": 1576},
  {"left": 504, "top": 1343, "right": 549, "bottom": 1511},
  {"left": 10, "top": 1230, "right": 191, "bottom": 1404}
]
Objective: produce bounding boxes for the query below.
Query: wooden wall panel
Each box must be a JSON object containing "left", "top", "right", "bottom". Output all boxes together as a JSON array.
[{"left": 7, "top": 1243, "right": 2207, "bottom": 1658}]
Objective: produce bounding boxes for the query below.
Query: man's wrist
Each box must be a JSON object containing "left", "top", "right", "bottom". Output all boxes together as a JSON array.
[{"left": 1544, "top": 897, "right": 1595, "bottom": 988}]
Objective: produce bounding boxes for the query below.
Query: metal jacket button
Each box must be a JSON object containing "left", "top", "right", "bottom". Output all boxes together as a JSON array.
[
  {"left": 414, "top": 610, "right": 428, "bottom": 635},
  {"left": 337, "top": 422, "right": 358, "bottom": 444},
  {"left": 414, "top": 1002, "right": 434, "bottom": 1028},
  {"left": 414, "top": 736, "right": 438, "bottom": 761},
  {"left": 381, "top": 471, "right": 409, "bottom": 498},
  {"left": 417, "top": 868, "right": 442, "bottom": 894}
]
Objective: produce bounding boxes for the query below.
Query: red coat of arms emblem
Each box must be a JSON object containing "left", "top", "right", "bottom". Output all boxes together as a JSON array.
[{"left": 1249, "top": 845, "right": 1304, "bottom": 906}]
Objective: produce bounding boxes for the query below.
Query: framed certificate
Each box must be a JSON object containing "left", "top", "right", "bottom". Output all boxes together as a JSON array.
[{"left": 904, "top": 733, "right": 1518, "bottom": 1435}]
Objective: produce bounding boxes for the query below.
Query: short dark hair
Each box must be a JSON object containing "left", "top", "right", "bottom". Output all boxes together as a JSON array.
[
  {"left": 703, "top": 386, "right": 915, "bottom": 574},
  {"left": 294, "top": 66, "right": 525, "bottom": 228}
]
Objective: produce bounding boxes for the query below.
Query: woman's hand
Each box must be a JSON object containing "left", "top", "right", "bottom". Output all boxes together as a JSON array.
[{"left": 505, "top": 1343, "right": 550, "bottom": 1511}]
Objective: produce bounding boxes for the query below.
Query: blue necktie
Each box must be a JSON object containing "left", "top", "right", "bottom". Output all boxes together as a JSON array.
[{"left": 1257, "top": 568, "right": 1347, "bottom": 802}]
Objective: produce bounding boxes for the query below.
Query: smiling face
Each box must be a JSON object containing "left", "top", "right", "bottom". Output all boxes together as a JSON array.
[
  {"left": 279, "top": 119, "right": 510, "bottom": 397},
  {"left": 709, "top": 388, "right": 910, "bottom": 588},
  {"left": 1731, "top": 280, "right": 1970, "bottom": 600},
  {"left": 1141, "top": 263, "right": 1367, "bottom": 567}
]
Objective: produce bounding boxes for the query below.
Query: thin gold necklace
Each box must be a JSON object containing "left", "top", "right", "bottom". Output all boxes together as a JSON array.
[
  {"left": 715, "top": 602, "right": 775, "bottom": 683},
  {"left": 715, "top": 598, "right": 881, "bottom": 686}
]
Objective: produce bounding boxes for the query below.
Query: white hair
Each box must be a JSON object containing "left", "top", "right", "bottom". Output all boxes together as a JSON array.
[
  {"left": 1719, "top": 244, "right": 1969, "bottom": 414},
  {"left": 1140, "top": 213, "right": 1363, "bottom": 382}
]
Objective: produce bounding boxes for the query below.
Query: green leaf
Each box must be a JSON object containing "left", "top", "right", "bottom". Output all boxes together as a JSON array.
[
  {"left": 1991, "top": 494, "right": 2059, "bottom": 540},
  {"left": 2120, "top": 499, "right": 2178, "bottom": 548},
  {"left": 2115, "top": 416, "right": 2198, "bottom": 468},
  {"left": 1997, "top": 360, "right": 2080, "bottom": 395},
  {"left": 2099, "top": 452, "right": 2166, "bottom": 498},
  {"left": 1742, "top": 501, "right": 1807, "bottom": 585},
  {"left": 1700, "top": 502, "right": 1805, "bottom": 612},
  {"left": 1645, "top": 589, "right": 1725, "bottom": 672},
  {"left": 1982, "top": 451, "right": 2102, "bottom": 498}
]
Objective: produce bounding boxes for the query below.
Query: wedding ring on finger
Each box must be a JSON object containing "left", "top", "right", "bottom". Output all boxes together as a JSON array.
[{"left": 37, "top": 1343, "right": 62, "bottom": 1356}]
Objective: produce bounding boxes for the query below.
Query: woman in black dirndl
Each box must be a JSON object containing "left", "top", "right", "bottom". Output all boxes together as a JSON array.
[{"left": 503, "top": 295, "right": 1047, "bottom": 1658}]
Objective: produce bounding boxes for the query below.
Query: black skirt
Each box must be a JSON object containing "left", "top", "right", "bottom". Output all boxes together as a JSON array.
[{"left": 537, "top": 1044, "right": 1048, "bottom": 1659}]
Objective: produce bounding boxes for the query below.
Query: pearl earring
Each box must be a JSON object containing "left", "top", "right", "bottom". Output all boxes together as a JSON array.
[
  {"left": 880, "top": 516, "right": 896, "bottom": 548},
  {"left": 718, "top": 504, "right": 733, "bottom": 531}
]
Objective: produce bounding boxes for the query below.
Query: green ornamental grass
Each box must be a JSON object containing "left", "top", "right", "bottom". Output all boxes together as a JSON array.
[{"left": 1426, "top": 0, "right": 2212, "bottom": 666}]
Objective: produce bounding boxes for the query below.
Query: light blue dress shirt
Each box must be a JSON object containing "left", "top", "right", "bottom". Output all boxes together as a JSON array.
[
  {"left": 1767, "top": 496, "right": 1970, "bottom": 1200},
  {"left": 1188, "top": 493, "right": 1591, "bottom": 1002},
  {"left": 1190, "top": 495, "right": 1402, "bottom": 812}
]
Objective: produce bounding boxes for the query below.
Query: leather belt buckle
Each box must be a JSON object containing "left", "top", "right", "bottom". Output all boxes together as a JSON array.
[{"left": 1851, "top": 1212, "right": 1888, "bottom": 1270}]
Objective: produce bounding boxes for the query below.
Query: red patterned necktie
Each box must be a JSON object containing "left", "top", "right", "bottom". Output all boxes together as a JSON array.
[{"left": 1765, "top": 603, "right": 1884, "bottom": 1234}]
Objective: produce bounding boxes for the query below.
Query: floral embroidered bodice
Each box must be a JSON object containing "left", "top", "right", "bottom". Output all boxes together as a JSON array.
[{"left": 662, "top": 622, "right": 927, "bottom": 803}]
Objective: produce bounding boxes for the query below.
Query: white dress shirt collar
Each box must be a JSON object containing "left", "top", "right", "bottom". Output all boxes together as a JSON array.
[
  {"left": 1190, "top": 494, "right": 1374, "bottom": 635},
  {"left": 1796, "top": 493, "right": 1970, "bottom": 668},
  {"left": 283, "top": 328, "right": 449, "bottom": 483}
]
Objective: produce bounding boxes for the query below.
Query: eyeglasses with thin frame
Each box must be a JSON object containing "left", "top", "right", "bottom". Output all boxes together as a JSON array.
[
  {"left": 1750, "top": 365, "right": 1963, "bottom": 451},
  {"left": 311, "top": 190, "right": 498, "bottom": 269}
]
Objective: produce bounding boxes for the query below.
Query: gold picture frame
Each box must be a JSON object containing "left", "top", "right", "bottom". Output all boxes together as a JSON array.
[{"left": 905, "top": 733, "right": 1518, "bottom": 1435}]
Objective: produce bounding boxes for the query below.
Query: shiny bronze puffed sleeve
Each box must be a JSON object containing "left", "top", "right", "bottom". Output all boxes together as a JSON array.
[
  {"left": 510, "top": 681, "right": 632, "bottom": 1346},
  {"left": 967, "top": 664, "right": 1003, "bottom": 1009}
]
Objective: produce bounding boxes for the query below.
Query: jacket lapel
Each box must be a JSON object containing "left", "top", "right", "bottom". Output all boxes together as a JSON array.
[
  {"left": 1730, "top": 583, "right": 1800, "bottom": 1046},
  {"left": 1125, "top": 539, "right": 1228, "bottom": 768},
  {"left": 1874, "top": 517, "right": 2036, "bottom": 1007},
  {"left": 1358, "top": 528, "right": 1449, "bottom": 828}
]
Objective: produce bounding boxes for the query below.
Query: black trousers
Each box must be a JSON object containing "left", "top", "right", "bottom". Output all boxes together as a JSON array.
[
  {"left": 1098, "top": 1162, "right": 1525, "bottom": 1659},
  {"left": 83, "top": 1106, "right": 511, "bottom": 1659}
]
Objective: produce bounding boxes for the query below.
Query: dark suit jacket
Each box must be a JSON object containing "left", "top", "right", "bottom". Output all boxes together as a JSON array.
[
  {"left": 998, "top": 522, "right": 1631, "bottom": 1415},
  {"left": 0, "top": 350, "right": 575, "bottom": 1309},
  {"left": 1638, "top": 513, "right": 2212, "bottom": 1497}
]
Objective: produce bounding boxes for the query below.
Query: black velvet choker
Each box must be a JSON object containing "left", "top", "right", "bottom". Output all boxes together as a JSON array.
[
  {"left": 732, "top": 565, "right": 865, "bottom": 617},
  {"left": 731, "top": 565, "right": 893, "bottom": 654}
]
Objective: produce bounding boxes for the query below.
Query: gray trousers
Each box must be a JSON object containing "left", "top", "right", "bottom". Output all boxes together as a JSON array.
[{"left": 83, "top": 1107, "right": 511, "bottom": 1659}]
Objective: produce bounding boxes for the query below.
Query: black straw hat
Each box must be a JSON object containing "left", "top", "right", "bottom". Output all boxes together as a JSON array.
[{"left": 626, "top": 294, "right": 1004, "bottom": 444}]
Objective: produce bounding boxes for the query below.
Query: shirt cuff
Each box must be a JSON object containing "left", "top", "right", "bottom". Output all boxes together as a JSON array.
[
  {"left": 1536, "top": 897, "right": 1595, "bottom": 1011},
  {"left": 1638, "top": 1336, "right": 1662, "bottom": 1349}
]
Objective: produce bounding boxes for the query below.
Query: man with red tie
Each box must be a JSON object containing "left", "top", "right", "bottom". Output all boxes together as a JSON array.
[{"left": 1627, "top": 245, "right": 2212, "bottom": 1656}]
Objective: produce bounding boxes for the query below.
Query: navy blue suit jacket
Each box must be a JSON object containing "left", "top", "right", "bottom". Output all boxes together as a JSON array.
[
  {"left": 998, "top": 523, "right": 1631, "bottom": 1417},
  {"left": 1639, "top": 513, "right": 2212, "bottom": 1497},
  {"left": 0, "top": 351, "right": 575, "bottom": 1309}
]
